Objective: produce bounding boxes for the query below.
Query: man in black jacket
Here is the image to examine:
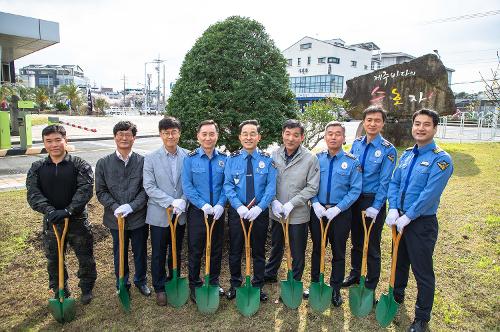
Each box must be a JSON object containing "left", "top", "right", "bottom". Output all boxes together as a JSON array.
[
  {"left": 26, "top": 125, "right": 97, "bottom": 304},
  {"left": 95, "top": 121, "right": 151, "bottom": 297}
]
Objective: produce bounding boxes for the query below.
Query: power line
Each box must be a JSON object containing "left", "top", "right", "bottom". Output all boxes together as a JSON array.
[
  {"left": 450, "top": 79, "right": 496, "bottom": 85},
  {"left": 421, "top": 9, "right": 500, "bottom": 25}
]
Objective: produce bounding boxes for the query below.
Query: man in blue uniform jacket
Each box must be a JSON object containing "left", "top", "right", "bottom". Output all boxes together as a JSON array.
[
  {"left": 182, "top": 120, "right": 227, "bottom": 302},
  {"left": 343, "top": 106, "right": 397, "bottom": 293},
  {"left": 308, "top": 121, "right": 362, "bottom": 306},
  {"left": 223, "top": 119, "right": 277, "bottom": 302},
  {"left": 386, "top": 109, "right": 453, "bottom": 332}
]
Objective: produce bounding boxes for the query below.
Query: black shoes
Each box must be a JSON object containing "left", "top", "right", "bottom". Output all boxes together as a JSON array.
[
  {"left": 394, "top": 293, "right": 405, "bottom": 304},
  {"left": 331, "top": 289, "right": 343, "bottom": 307},
  {"left": 407, "top": 319, "right": 428, "bottom": 332},
  {"left": 226, "top": 287, "right": 237, "bottom": 300},
  {"left": 341, "top": 275, "right": 360, "bottom": 288},
  {"left": 218, "top": 286, "right": 225, "bottom": 297},
  {"left": 136, "top": 284, "right": 151, "bottom": 297},
  {"left": 190, "top": 289, "right": 197, "bottom": 304},
  {"left": 303, "top": 288, "right": 310, "bottom": 299},
  {"left": 263, "top": 275, "right": 278, "bottom": 284},
  {"left": 80, "top": 290, "right": 93, "bottom": 305},
  {"left": 260, "top": 289, "right": 268, "bottom": 302}
]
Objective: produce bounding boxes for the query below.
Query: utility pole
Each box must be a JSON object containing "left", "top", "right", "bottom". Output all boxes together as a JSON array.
[
  {"left": 150, "top": 56, "right": 165, "bottom": 113},
  {"left": 121, "top": 74, "right": 127, "bottom": 108},
  {"left": 162, "top": 64, "right": 166, "bottom": 106}
]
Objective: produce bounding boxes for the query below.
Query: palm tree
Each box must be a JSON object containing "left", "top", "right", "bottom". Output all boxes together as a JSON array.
[
  {"left": 93, "top": 97, "right": 109, "bottom": 116},
  {"left": 58, "top": 83, "right": 83, "bottom": 113},
  {"left": 13, "top": 84, "right": 35, "bottom": 101},
  {"left": 34, "top": 87, "right": 50, "bottom": 112}
]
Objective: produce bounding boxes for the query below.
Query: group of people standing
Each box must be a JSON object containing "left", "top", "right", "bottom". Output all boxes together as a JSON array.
[{"left": 26, "top": 106, "right": 453, "bottom": 332}]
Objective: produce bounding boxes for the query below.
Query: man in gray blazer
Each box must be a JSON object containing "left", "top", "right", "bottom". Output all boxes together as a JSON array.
[
  {"left": 264, "top": 120, "right": 320, "bottom": 291},
  {"left": 96, "top": 121, "right": 151, "bottom": 298},
  {"left": 143, "top": 116, "right": 189, "bottom": 306}
]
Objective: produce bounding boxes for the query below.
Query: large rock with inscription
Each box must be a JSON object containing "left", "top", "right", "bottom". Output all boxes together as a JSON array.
[{"left": 344, "top": 54, "right": 455, "bottom": 146}]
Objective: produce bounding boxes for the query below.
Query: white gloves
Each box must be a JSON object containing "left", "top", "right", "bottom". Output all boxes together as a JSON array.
[
  {"left": 312, "top": 202, "right": 326, "bottom": 219},
  {"left": 396, "top": 214, "right": 411, "bottom": 232},
  {"left": 172, "top": 199, "right": 186, "bottom": 215},
  {"left": 325, "top": 206, "right": 341, "bottom": 221},
  {"left": 385, "top": 209, "right": 400, "bottom": 226},
  {"left": 114, "top": 204, "right": 133, "bottom": 218},
  {"left": 365, "top": 207, "right": 379, "bottom": 220},
  {"left": 201, "top": 203, "right": 214, "bottom": 217},
  {"left": 237, "top": 205, "right": 249, "bottom": 218},
  {"left": 271, "top": 200, "right": 284, "bottom": 219},
  {"left": 245, "top": 206, "right": 263, "bottom": 221},
  {"left": 282, "top": 202, "right": 294, "bottom": 218},
  {"left": 213, "top": 204, "right": 225, "bottom": 220}
]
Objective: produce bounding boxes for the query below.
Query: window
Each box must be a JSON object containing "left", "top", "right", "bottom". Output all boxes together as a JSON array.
[
  {"left": 289, "top": 75, "right": 344, "bottom": 94},
  {"left": 318, "top": 57, "right": 326, "bottom": 64},
  {"left": 307, "top": 57, "right": 311, "bottom": 65},
  {"left": 327, "top": 57, "right": 340, "bottom": 64},
  {"left": 300, "top": 43, "right": 312, "bottom": 50},
  {"left": 297, "top": 58, "right": 301, "bottom": 66},
  {"left": 351, "top": 60, "right": 357, "bottom": 67},
  {"left": 287, "top": 59, "right": 292, "bottom": 66}
]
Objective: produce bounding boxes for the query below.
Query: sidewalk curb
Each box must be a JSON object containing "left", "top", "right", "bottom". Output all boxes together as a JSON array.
[
  {"left": 10, "top": 133, "right": 158, "bottom": 145},
  {"left": 0, "top": 145, "right": 75, "bottom": 157}
]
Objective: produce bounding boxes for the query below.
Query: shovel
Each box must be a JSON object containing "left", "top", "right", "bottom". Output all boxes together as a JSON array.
[
  {"left": 309, "top": 216, "right": 333, "bottom": 313},
  {"left": 349, "top": 211, "right": 375, "bottom": 317},
  {"left": 48, "top": 218, "right": 76, "bottom": 323},
  {"left": 195, "top": 214, "right": 220, "bottom": 313},
  {"left": 376, "top": 226, "right": 403, "bottom": 327},
  {"left": 165, "top": 208, "right": 189, "bottom": 308},
  {"left": 116, "top": 214, "right": 131, "bottom": 312},
  {"left": 279, "top": 216, "right": 303, "bottom": 309}
]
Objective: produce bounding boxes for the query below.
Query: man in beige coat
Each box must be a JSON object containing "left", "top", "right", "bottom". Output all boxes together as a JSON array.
[{"left": 264, "top": 119, "right": 320, "bottom": 285}]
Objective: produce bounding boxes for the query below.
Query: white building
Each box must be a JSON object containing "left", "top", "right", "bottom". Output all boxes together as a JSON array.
[
  {"left": 18, "top": 64, "right": 89, "bottom": 92},
  {"left": 282, "top": 37, "right": 378, "bottom": 107}
]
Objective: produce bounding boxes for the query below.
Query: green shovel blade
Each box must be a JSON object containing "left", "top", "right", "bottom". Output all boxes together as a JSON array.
[
  {"left": 349, "top": 276, "right": 374, "bottom": 317},
  {"left": 165, "top": 269, "right": 189, "bottom": 308},
  {"left": 309, "top": 273, "right": 332, "bottom": 313},
  {"left": 280, "top": 270, "right": 303, "bottom": 309},
  {"left": 117, "top": 277, "right": 130, "bottom": 312},
  {"left": 376, "top": 287, "right": 399, "bottom": 327},
  {"left": 236, "top": 276, "right": 260, "bottom": 317},
  {"left": 48, "top": 290, "right": 76, "bottom": 323},
  {"left": 196, "top": 275, "right": 219, "bottom": 314}
]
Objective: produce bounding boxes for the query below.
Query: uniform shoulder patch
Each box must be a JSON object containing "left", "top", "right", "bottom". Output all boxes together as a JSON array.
[
  {"left": 354, "top": 136, "right": 363, "bottom": 141},
  {"left": 259, "top": 151, "right": 271, "bottom": 158},
  {"left": 405, "top": 147, "right": 413, "bottom": 151},
  {"left": 433, "top": 146, "right": 444, "bottom": 154},
  {"left": 381, "top": 139, "right": 392, "bottom": 147},
  {"left": 387, "top": 154, "right": 395, "bottom": 163},
  {"left": 345, "top": 152, "right": 356, "bottom": 160},
  {"left": 230, "top": 150, "right": 241, "bottom": 157},
  {"left": 437, "top": 160, "right": 450, "bottom": 171},
  {"left": 188, "top": 150, "right": 197, "bottom": 157}
]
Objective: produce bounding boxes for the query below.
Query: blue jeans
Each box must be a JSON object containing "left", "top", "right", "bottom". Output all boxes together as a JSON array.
[{"left": 110, "top": 224, "right": 149, "bottom": 289}]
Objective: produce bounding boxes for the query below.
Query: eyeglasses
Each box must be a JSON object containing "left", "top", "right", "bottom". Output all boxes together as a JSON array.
[
  {"left": 160, "top": 130, "right": 180, "bottom": 137},
  {"left": 116, "top": 132, "right": 134, "bottom": 138},
  {"left": 240, "top": 132, "right": 259, "bottom": 138}
]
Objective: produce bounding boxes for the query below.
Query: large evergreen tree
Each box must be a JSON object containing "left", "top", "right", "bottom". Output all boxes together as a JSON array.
[{"left": 166, "top": 16, "right": 297, "bottom": 151}]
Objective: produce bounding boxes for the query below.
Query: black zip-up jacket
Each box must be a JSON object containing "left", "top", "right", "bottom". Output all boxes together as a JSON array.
[{"left": 26, "top": 153, "right": 94, "bottom": 220}]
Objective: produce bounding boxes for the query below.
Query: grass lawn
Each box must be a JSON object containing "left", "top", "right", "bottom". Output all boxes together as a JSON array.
[
  {"left": 31, "top": 115, "right": 49, "bottom": 126},
  {"left": 0, "top": 142, "right": 498, "bottom": 331}
]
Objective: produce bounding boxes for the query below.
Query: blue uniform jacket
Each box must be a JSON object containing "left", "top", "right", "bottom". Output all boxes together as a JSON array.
[
  {"left": 350, "top": 134, "right": 397, "bottom": 210},
  {"left": 388, "top": 140, "right": 453, "bottom": 220},
  {"left": 311, "top": 149, "right": 362, "bottom": 211},
  {"left": 223, "top": 148, "right": 277, "bottom": 211},
  {"left": 182, "top": 147, "right": 227, "bottom": 209}
]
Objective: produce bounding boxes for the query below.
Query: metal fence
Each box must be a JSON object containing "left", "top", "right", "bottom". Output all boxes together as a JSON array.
[{"left": 438, "top": 109, "right": 500, "bottom": 142}]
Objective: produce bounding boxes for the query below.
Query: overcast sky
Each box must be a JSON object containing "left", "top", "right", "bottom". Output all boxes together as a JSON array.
[{"left": 2, "top": 0, "right": 499, "bottom": 94}]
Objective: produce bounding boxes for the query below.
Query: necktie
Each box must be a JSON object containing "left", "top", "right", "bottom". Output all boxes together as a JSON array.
[
  {"left": 326, "top": 155, "right": 335, "bottom": 204},
  {"left": 246, "top": 155, "right": 255, "bottom": 205},
  {"left": 400, "top": 149, "right": 419, "bottom": 210}
]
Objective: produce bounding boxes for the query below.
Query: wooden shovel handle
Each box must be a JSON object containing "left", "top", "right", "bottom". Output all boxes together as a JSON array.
[
  {"left": 166, "top": 208, "right": 181, "bottom": 269},
  {"left": 361, "top": 211, "right": 374, "bottom": 277},
  {"left": 52, "top": 218, "right": 69, "bottom": 300},
  {"left": 389, "top": 226, "right": 403, "bottom": 288},
  {"left": 239, "top": 199, "right": 256, "bottom": 277},
  {"left": 117, "top": 214, "right": 125, "bottom": 280},
  {"left": 280, "top": 217, "right": 293, "bottom": 270},
  {"left": 319, "top": 216, "right": 332, "bottom": 274}
]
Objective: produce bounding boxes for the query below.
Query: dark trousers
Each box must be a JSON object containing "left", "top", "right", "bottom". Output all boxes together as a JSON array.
[
  {"left": 265, "top": 219, "right": 308, "bottom": 281},
  {"left": 309, "top": 207, "right": 351, "bottom": 291},
  {"left": 348, "top": 195, "right": 386, "bottom": 290},
  {"left": 43, "top": 221, "right": 97, "bottom": 293},
  {"left": 228, "top": 206, "right": 269, "bottom": 288},
  {"left": 109, "top": 224, "right": 149, "bottom": 289},
  {"left": 394, "top": 215, "right": 438, "bottom": 322},
  {"left": 187, "top": 205, "right": 224, "bottom": 289},
  {"left": 150, "top": 223, "right": 186, "bottom": 293}
]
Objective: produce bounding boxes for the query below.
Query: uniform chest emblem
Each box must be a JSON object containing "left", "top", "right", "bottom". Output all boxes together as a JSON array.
[
  {"left": 374, "top": 150, "right": 381, "bottom": 157},
  {"left": 218, "top": 160, "right": 224, "bottom": 167},
  {"left": 341, "top": 162, "right": 348, "bottom": 170},
  {"left": 420, "top": 161, "right": 429, "bottom": 166},
  {"left": 259, "top": 161, "right": 265, "bottom": 169}
]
